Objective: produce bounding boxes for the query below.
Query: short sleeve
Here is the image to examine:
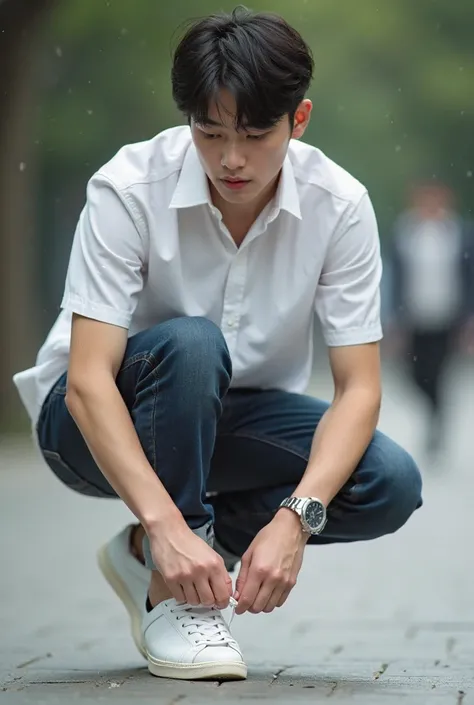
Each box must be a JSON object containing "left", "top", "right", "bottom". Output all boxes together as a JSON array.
[
  {"left": 61, "top": 174, "right": 145, "bottom": 329},
  {"left": 315, "top": 192, "right": 383, "bottom": 347}
]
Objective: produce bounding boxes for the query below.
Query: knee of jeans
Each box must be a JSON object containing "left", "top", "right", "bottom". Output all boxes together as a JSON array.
[
  {"left": 376, "top": 443, "right": 422, "bottom": 534},
  {"left": 151, "top": 316, "right": 232, "bottom": 386},
  {"left": 353, "top": 437, "right": 422, "bottom": 536}
]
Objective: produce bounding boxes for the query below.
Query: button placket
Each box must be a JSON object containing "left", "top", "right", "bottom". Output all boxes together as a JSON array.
[{"left": 221, "top": 250, "right": 248, "bottom": 354}]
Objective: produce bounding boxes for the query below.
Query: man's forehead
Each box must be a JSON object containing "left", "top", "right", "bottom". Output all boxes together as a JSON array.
[{"left": 201, "top": 101, "right": 240, "bottom": 127}]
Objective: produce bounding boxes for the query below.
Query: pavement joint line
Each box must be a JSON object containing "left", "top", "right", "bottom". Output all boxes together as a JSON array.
[
  {"left": 16, "top": 653, "right": 53, "bottom": 669},
  {"left": 373, "top": 662, "right": 389, "bottom": 680},
  {"left": 167, "top": 696, "right": 186, "bottom": 705},
  {"left": 270, "top": 666, "right": 291, "bottom": 685}
]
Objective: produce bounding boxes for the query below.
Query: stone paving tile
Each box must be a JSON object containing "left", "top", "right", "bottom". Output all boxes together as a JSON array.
[{"left": 2, "top": 676, "right": 471, "bottom": 705}]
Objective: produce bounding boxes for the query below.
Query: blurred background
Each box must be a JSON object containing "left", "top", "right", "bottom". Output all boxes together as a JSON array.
[
  {"left": 1, "top": 0, "right": 474, "bottom": 688},
  {"left": 1, "top": 0, "right": 473, "bottom": 446}
]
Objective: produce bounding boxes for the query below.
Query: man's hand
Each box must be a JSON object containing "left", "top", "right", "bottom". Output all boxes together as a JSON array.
[
  {"left": 150, "top": 522, "right": 233, "bottom": 609},
  {"left": 233, "top": 509, "right": 308, "bottom": 615}
]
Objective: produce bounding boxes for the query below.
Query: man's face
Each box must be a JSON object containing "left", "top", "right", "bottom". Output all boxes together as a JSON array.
[{"left": 191, "top": 90, "right": 311, "bottom": 207}]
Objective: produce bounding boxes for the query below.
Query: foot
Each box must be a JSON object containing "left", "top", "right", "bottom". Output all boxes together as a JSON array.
[
  {"left": 143, "top": 598, "right": 247, "bottom": 680},
  {"left": 97, "top": 525, "right": 151, "bottom": 658}
]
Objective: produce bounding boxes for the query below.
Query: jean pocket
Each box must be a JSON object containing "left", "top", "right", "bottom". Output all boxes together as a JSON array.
[{"left": 41, "top": 449, "right": 111, "bottom": 498}]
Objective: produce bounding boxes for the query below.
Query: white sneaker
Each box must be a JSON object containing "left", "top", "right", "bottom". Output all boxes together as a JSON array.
[
  {"left": 97, "top": 525, "right": 151, "bottom": 658},
  {"left": 143, "top": 598, "right": 247, "bottom": 680}
]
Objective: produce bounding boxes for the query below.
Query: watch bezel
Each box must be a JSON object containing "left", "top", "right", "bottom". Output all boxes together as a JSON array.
[{"left": 301, "top": 498, "right": 327, "bottom": 534}]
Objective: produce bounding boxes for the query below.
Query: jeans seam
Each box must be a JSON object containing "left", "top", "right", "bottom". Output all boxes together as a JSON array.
[
  {"left": 123, "top": 353, "right": 159, "bottom": 471},
  {"left": 120, "top": 352, "right": 155, "bottom": 373}
]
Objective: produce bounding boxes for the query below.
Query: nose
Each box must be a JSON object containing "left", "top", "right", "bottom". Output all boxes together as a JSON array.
[{"left": 221, "top": 143, "right": 246, "bottom": 171}]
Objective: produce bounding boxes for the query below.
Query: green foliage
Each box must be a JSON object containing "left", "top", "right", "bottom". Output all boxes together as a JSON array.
[{"left": 38, "top": 0, "right": 474, "bottom": 238}]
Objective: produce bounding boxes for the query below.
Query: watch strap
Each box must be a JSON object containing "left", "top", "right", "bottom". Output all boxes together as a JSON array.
[{"left": 279, "top": 496, "right": 305, "bottom": 514}]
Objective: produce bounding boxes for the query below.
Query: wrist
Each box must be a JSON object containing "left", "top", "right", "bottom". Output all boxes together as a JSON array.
[
  {"left": 141, "top": 506, "right": 185, "bottom": 537},
  {"left": 273, "top": 507, "right": 310, "bottom": 544},
  {"left": 293, "top": 482, "right": 333, "bottom": 508}
]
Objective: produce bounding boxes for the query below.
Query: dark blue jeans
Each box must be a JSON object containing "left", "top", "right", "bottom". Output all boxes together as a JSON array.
[{"left": 37, "top": 316, "right": 422, "bottom": 561}]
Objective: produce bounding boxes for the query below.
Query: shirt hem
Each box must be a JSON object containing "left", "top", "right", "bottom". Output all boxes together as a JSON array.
[
  {"left": 323, "top": 325, "right": 383, "bottom": 347},
  {"left": 61, "top": 297, "right": 131, "bottom": 329}
]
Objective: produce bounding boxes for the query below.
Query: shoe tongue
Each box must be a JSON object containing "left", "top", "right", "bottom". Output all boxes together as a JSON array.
[
  {"left": 166, "top": 599, "right": 213, "bottom": 613},
  {"left": 187, "top": 605, "right": 216, "bottom": 616}
]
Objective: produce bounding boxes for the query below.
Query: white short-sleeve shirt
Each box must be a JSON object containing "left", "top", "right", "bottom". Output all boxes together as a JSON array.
[{"left": 13, "top": 126, "right": 383, "bottom": 424}]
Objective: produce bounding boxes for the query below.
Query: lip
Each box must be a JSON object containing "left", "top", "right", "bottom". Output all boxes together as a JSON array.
[{"left": 221, "top": 178, "right": 250, "bottom": 191}]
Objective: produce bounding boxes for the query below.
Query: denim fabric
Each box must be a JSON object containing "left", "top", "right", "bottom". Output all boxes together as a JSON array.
[{"left": 37, "top": 316, "right": 422, "bottom": 568}]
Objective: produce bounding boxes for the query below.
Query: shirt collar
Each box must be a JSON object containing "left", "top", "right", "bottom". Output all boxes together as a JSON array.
[
  {"left": 169, "top": 143, "right": 302, "bottom": 221},
  {"left": 274, "top": 155, "right": 302, "bottom": 220},
  {"left": 169, "top": 143, "right": 211, "bottom": 209}
]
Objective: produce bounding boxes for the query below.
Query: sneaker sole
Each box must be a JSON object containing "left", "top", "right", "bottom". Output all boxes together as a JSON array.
[
  {"left": 97, "top": 544, "right": 147, "bottom": 659},
  {"left": 147, "top": 655, "right": 247, "bottom": 681}
]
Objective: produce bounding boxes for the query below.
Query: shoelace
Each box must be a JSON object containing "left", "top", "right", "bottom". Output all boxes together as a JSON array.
[{"left": 170, "top": 597, "right": 238, "bottom": 647}]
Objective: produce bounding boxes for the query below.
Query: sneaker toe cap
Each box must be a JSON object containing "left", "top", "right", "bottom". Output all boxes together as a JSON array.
[{"left": 194, "top": 644, "right": 243, "bottom": 665}]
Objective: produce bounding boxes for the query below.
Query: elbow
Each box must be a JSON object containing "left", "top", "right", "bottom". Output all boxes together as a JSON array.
[
  {"left": 366, "top": 388, "right": 382, "bottom": 424},
  {"left": 357, "top": 389, "right": 382, "bottom": 428},
  {"left": 372, "top": 391, "right": 382, "bottom": 422},
  {"left": 64, "top": 376, "right": 100, "bottom": 415},
  {"left": 368, "top": 383, "right": 382, "bottom": 412},
  {"left": 361, "top": 386, "right": 382, "bottom": 419},
  {"left": 65, "top": 369, "right": 115, "bottom": 415},
  {"left": 65, "top": 382, "right": 84, "bottom": 417},
  {"left": 334, "top": 384, "right": 382, "bottom": 420}
]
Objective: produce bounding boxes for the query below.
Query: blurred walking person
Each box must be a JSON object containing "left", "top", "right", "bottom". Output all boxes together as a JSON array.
[{"left": 390, "top": 182, "right": 474, "bottom": 456}]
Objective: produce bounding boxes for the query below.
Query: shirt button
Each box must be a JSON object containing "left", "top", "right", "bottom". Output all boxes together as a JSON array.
[{"left": 227, "top": 317, "right": 235, "bottom": 327}]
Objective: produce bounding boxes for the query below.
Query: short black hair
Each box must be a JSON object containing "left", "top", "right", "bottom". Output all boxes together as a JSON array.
[{"left": 171, "top": 6, "right": 314, "bottom": 130}]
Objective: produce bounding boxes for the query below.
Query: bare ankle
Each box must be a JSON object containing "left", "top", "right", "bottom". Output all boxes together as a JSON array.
[
  {"left": 130, "top": 524, "right": 146, "bottom": 564},
  {"left": 149, "top": 571, "right": 173, "bottom": 607},
  {"left": 130, "top": 524, "right": 173, "bottom": 607}
]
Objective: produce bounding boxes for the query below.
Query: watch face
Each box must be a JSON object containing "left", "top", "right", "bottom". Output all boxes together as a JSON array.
[{"left": 304, "top": 500, "right": 326, "bottom": 530}]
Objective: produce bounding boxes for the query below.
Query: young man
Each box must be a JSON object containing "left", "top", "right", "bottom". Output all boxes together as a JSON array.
[{"left": 14, "top": 7, "right": 422, "bottom": 682}]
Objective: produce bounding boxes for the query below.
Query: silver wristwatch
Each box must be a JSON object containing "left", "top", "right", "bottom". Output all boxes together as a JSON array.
[{"left": 279, "top": 496, "right": 327, "bottom": 535}]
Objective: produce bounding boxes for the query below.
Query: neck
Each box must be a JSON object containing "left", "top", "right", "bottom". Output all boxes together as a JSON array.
[{"left": 210, "top": 172, "right": 281, "bottom": 244}]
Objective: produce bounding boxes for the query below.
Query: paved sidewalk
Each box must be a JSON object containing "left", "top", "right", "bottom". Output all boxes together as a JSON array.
[{"left": 1, "top": 361, "right": 473, "bottom": 704}]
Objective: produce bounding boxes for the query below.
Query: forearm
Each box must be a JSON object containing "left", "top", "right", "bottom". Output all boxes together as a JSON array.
[
  {"left": 66, "top": 378, "right": 183, "bottom": 532},
  {"left": 293, "top": 388, "right": 381, "bottom": 505}
]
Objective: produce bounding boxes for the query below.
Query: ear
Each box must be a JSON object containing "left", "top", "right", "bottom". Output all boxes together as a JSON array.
[{"left": 292, "top": 99, "right": 312, "bottom": 139}]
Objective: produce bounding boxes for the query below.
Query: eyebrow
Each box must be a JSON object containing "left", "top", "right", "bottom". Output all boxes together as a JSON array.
[
  {"left": 197, "top": 119, "right": 270, "bottom": 132},
  {"left": 198, "top": 118, "right": 225, "bottom": 127}
]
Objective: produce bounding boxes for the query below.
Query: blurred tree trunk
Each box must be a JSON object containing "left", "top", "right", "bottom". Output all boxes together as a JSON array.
[{"left": 0, "top": 0, "right": 56, "bottom": 431}]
